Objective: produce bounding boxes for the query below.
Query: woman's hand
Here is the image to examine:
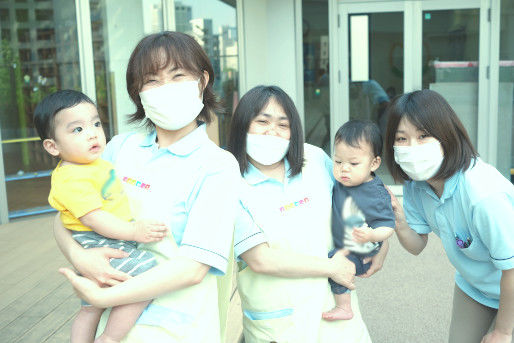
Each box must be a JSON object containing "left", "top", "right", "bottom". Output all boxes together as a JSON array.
[
  {"left": 329, "top": 249, "right": 356, "bottom": 290},
  {"left": 73, "top": 247, "right": 131, "bottom": 286},
  {"left": 386, "top": 186, "right": 407, "bottom": 230},
  {"left": 481, "top": 330, "right": 512, "bottom": 343},
  {"left": 59, "top": 268, "right": 108, "bottom": 308},
  {"left": 360, "top": 240, "right": 389, "bottom": 278}
]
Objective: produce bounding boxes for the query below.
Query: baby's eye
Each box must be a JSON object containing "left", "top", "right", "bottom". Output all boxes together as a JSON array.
[
  {"left": 351, "top": 162, "right": 359, "bottom": 166},
  {"left": 94, "top": 121, "right": 102, "bottom": 127},
  {"left": 334, "top": 160, "right": 341, "bottom": 164},
  {"left": 72, "top": 127, "right": 83, "bottom": 133}
]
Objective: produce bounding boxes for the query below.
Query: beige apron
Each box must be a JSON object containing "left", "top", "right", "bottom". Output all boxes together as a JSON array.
[
  {"left": 96, "top": 194, "right": 233, "bottom": 342},
  {"left": 237, "top": 145, "right": 372, "bottom": 343}
]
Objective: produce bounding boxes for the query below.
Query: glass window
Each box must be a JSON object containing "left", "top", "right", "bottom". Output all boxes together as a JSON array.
[
  {"left": 347, "top": 12, "right": 403, "bottom": 185},
  {"left": 17, "top": 28, "right": 30, "bottom": 43},
  {"left": 88, "top": 0, "right": 165, "bottom": 138},
  {"left": 35, "top": 9, "right": 52, "bottom": 21},
  {"left": 173, "top": 0, "right": 238, "bottom": 148},
  {"left": 0, "top": 0, "right": 80, "bottom": 217},
  {"left": 498, "top": 1, "right": 514, "bottom": 182},
  {"left": 89, "top": 0, "right": 238, "bottom": 148},
  {"left": 0, "top": 8, "right": 9, "bottom": 21},
  {"left": 422, "top": 9, "right": 480, "bottom": 146},
  {"left": 15, "top": 9, "right": 28, "bottom": 22},
  {"left": 302, "top": 0, "right": 330, "bottom": 153}
]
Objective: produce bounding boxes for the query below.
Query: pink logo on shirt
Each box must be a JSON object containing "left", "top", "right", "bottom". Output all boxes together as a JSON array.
[
  {"left": 122, "top": 176, "right": 151, "bottom": 190},
  {"left": 279, "top": 197, "right": 310, "bottom": 213}
]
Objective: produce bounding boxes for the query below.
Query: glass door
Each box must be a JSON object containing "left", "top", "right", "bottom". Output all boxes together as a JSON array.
[
  {"left": 337, "top": 1, "right": 405, "bottom": 185},
  {"left": 421, "top": 0, "right": 483, "bottom": 152},
  {"left": 336, "top": 0, "right": 486, "bottom": 185},
  {"left": 0, "top": 0, "right": 82, "bottom": 220}
]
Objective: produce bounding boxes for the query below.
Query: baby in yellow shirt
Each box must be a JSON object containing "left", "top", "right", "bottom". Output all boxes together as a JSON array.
[{"left": 34, "top": 90, "right": 168, "bottom": 343}]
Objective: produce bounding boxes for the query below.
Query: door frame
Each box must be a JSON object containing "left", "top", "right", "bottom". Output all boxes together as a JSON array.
[{"left": 330, "top": 0, "right": 496, "bottom": 165}]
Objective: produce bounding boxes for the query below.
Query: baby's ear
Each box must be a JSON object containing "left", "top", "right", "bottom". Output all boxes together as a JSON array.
[
  {"left": 371, "top": 156, "right": 381, "bottom": 172},
  {"left": 43, "top": 138, "right": 60, "bottom": 157}
]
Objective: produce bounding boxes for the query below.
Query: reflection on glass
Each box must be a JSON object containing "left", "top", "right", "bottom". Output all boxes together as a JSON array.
[
  {"left": 423, "top": 9, "right": 479, "bottom": 145},
  {"left": 0, "top": 0, "right": 80, "bottom": 215},
  {"left": 90, "top": 0, "right": 238, "bottom": 148},
  {"left": 499, "top": 1, "right": 514, "bottom": 182},
  {"left": 303, "top": 0, "right": 330, "bottom": 153},
  {"left": 348, "top": 12, "right": 403, "bottom": 184},
  {"left": 175, "top": 0, "right": 238, "bottom": 148},
  {"left": 89, "top": 0, "right": 164, "bottom": 138}
]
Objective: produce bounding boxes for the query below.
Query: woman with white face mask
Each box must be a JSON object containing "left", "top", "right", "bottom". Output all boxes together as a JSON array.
[
  {"left": 56, "top": 32, "right": 240, "bottom": 342},
  {"left": 384, "top": 89, "right": 514, "bottom": 343},
  {"left": 228, "top": 85, "right": 382, "bottom": 342}
]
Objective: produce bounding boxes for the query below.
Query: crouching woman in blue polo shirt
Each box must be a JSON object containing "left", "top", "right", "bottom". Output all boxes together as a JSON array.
[
  {"left": 56, "top": 32, "right": 240, "bottom": 342},
  {"left": 384, "top": 89, "right": 514, "bottom": 343},
  {"left": 228, "top": 85, "right": 382, "bottom": 342}
]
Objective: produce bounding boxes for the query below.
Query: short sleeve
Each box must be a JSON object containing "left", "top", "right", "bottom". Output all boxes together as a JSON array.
[
  {"left": 234, "top": 199, "right": 267, "bottom": 259},
  {"left": 403, "top": 183, "right": 432, "bottom": 234},
  {"left": 366, "top": 186, "right": 395, "bottom": 229},
  {"left": 323, "top": 150, "right": 336, "bottom": 185},
  {"left": 51, "top": 176, "right": 103, "bottom": 218},
  {"left": 472, "top": 193, "right": 514, "bottom": 270},
  {"left": 178, "top": 155, "right": 241, "bottom": 275}
]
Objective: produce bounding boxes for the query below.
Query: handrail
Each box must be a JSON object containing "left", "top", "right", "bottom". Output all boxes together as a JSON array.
[{"left": 1, "top": 137, "right": 41, "bottom": 144}]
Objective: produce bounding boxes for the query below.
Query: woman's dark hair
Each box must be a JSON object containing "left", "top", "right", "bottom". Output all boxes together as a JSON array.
[
  {"left": 126, "top": 31, "right": 221, "bottom": 127},
  {"left": 227, "top": 85, "right": 304, "bottom": 177},
  {"left": 34, "top": 89, "right": 95, "bottom": 140},
  {"left": 334, "top": 119, "right": 382, "bottom": 157},
  {"left": 384, "top": 89, "right": 478, "bottom": 182}
]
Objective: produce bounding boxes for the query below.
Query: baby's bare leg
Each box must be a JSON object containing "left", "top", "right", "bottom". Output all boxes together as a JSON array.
[
  {"left": 95, "top": 300, "right": 151, "bottom": 343},
  {"left": 71, "top": 306, "right": 104, "bottom": 343}
]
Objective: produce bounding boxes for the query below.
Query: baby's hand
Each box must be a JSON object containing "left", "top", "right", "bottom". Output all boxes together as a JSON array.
[
  {"left": 132, "top": 220, "right": 168, "bottom": 243},
  {"left": 352, "top": 225, "right": 373, "bottom": 243}
]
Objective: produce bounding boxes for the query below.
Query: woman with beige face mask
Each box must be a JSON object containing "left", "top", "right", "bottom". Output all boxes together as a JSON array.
[{"left": 56, "top": 31, "right": 240, "bottom": 343}]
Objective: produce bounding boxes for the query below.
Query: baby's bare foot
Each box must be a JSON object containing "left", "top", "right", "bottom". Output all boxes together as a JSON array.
[{"left": 322, "top": 304, "right": 354, "bottom": 321}]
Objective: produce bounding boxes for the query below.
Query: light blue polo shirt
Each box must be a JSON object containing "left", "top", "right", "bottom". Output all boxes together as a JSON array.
[
  {"left": 403, "top": 158, "right": 514, "bottom": 308},
  {"left": 234, "top": 144, "right": 334, "bottom": 259},
  {"left": 103, "top": 124, "right": 240, "bottom": 275}
]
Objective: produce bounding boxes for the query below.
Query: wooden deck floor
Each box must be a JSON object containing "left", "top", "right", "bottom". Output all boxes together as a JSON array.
[
  {"left": 0, "top": 214, "right": 75, "bottom": 342},
  {"left": 0, "top": 214, "right": 242, "bottom": 343}
]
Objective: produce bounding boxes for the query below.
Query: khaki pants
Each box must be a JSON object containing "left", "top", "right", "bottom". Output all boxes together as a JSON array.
[{"left": 449, "top": 285, "right": 513, "bottom": 343}]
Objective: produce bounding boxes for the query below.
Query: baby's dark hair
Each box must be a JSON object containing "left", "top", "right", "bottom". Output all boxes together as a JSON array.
[
  {"left": 34, "top": 89, "right": 95, "bottom": 140},
  {"left": 334, "top": 119, "right": 382, "bottom": 157}
]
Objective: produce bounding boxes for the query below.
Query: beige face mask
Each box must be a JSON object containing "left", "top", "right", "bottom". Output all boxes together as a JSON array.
[
  {"left": 394, "top": 140, "right": 444, "bottom": 181},
  {"left": 139, "top": 79, "right": 204, "bottom": 130}
]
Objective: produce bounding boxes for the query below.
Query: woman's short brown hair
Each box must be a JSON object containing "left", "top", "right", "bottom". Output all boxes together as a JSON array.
[
  {"left": 384, "top": 89, "right": 478, "bottom": 183},
  {"left": 126, "top": 31, "right": 221, "bottom": 126}
]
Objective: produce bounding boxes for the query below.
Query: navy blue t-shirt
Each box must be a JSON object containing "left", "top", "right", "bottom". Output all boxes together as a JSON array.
[{"left": 331, "top": 175, "right": 395, "bottom": 251}]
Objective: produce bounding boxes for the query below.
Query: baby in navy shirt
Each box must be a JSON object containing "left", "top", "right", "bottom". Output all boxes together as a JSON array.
[{"left": 323, "top": 120, "right": 395, "bottom": 321}]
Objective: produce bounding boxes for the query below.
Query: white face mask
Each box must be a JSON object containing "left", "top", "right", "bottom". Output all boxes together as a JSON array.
[
  {"left": 139, "top": 79, "right": 204, "bottom": 131},
  {"left": 393, "top": 141, "right": 444, "bottom": 181},
  {"left": 246, "top": 133, "right": 290, "bottom": 166}
]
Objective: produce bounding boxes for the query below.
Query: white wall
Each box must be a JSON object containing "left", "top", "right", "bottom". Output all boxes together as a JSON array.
[{"left": 240, "top": 0, "right": 300, "bottom": 104}]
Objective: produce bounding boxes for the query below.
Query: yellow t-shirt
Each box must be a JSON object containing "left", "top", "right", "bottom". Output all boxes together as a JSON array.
[{"left": 48, "top": 158, "right": 133, "bottom": 231}]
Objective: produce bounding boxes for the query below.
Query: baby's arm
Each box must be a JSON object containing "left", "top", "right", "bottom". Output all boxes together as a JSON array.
[
  {"left": 352, "top": 225, "right": 394, "bottom": 244},
  {"left": 80, "top": 209, "right": 168, "bottom": 243}
]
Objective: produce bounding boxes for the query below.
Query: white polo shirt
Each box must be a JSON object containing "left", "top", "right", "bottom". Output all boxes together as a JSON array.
[
  {"left": 103, "top": 124, "right": 240, "bottom": 275},
  {"left": 234, "top": 144, "right": 335, "bottom": 259},
  {"left": 403, "top": 158, "right": 514, "bottom": 308}
]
